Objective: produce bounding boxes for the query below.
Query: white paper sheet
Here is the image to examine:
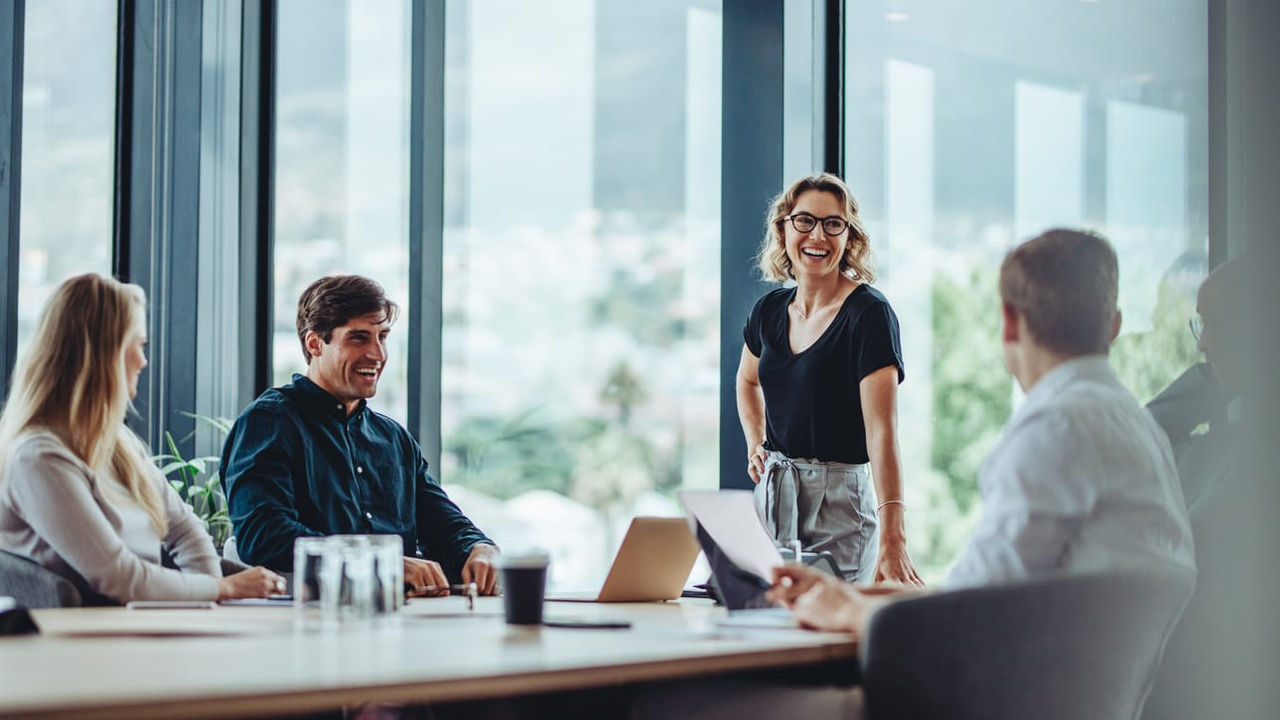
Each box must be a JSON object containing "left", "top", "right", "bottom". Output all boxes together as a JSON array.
[{"left": 678, "top": 490, "right": 784, "bottom": 581}]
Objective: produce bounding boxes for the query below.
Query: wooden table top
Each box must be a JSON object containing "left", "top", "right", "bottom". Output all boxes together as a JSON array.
[{"left": 0, "top": 597, "right": 857, "bottom": 719}]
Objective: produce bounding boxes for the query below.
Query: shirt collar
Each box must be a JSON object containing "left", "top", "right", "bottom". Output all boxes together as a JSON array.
[
  {"left": 290, "top": 373, "right": 367, "bottom": 421},
  {"left": 1016, "top": 355, "right": 1114, "bottom": 420}
]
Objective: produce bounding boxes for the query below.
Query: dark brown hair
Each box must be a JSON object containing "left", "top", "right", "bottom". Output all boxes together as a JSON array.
[
  {"left": 296, "top": 275, "right": 400, "bottom": 363},
  {"left": 999, "top": 229, "right": 1118, "bottom": 356}
]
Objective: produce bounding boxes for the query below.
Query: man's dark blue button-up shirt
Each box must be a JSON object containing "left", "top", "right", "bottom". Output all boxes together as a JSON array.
[{"left": 222, "top": 374, "right": 492, "bottom": 578}]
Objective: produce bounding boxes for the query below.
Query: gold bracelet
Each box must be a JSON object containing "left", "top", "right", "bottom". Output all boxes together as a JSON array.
[{"left": 877, "top": 499, "right": 905, "bottom": 513}]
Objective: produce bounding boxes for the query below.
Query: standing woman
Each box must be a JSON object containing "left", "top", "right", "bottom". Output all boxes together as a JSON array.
[
  {"left": 737, "top": 174, "right": 922, "bottom": 585},
  {"left": 0, "top": 273, "right": 283, "bottom": 603}
]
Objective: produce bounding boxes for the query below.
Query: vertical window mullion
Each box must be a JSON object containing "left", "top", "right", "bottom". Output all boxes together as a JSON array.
[
  {"left": 0, "top": 0, "right": 23, "bottom": 394},
  {"left": 408, "top": 0, "right": 446, "bottom": 471}
]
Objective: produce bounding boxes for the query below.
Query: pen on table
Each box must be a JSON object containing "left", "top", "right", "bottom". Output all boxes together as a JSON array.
[{"left": 409, "top": 582, "right": 478, "bottom": 609}]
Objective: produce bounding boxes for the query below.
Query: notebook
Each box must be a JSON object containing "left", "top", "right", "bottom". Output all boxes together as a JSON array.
[{"left": 545, "top": 516, "right": 701, "bottom": 603}]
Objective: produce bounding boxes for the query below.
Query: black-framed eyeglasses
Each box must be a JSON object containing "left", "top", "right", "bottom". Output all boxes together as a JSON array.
[
  {"left": 1189, "top": 315, "right": 1204, "bottom": 342},
  {"left": 785, "top": 213, "right": 850, "bottom": 236}
]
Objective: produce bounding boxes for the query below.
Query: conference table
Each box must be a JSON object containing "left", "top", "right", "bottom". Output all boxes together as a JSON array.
[{"left": 0, "top": 597, "right": 858, "bottom": 718}]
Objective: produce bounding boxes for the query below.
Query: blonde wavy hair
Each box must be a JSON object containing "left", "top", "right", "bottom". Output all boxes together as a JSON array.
[
  {"left": 0, "top": 273, "right": 167, "bottom": 534},
  {"left": 756, "top": 173, "right": 875, "bottom": 283}
]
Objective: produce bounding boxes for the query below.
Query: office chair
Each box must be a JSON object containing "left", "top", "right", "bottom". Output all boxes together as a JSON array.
[
  {"left": 859, "top": 569, "right": 1195, "bottom": 720},
  {"left": 0, "top": 550, "right": 83, "bottom": 609}
]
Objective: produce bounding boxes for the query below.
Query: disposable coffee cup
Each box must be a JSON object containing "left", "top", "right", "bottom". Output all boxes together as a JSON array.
[{"left": 498, "top": 552, "right": 550, "bottom": 625}]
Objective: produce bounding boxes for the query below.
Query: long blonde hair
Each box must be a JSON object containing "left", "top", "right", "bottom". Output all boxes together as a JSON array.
[
  {"left": 756, "top": 173, "right": 875, "bottom": 283},
  {"left": 0, "top": 273, "right": 167, "bottom": 534}
]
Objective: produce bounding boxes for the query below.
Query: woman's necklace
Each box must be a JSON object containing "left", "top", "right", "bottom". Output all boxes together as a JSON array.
[{"left": 793, "top": 296, "right": 837, "bottom": 319}]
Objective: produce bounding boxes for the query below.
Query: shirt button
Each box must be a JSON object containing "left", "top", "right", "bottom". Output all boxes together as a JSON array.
[
  {"left": 356, "top": 466, "right": 363, "bottom": 474},
  {"left": 365, "top": 512, "right": 373, "bottom": 520},
  {"left": 336, "top": 404, "right": 342, "bottom": 410}
]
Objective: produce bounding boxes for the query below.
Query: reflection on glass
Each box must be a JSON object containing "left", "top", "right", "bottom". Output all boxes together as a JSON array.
[
  {"left": 272, "top": 0, "right": 411, "bottom": 420},
  {"left": 845, "top": 1, "right": 1208, "bottom": 580},
  {"left": 441, "top": 0, "right": 722, "bottom": 590},
  {"left": 17, "top": 0, "right": 116, "bottom": 350}
]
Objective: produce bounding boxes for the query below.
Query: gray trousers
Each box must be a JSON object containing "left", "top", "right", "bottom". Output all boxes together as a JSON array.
[{"left": 753, "top": 450, "right": 879, "bottom": 582}]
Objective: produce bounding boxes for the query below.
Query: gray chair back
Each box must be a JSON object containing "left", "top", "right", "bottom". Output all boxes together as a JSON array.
[
  {"left": 0, "top": 550, "right": 83, "bottom": 609},
  {"left": 860, "top": 569, "right": 1195, "bottom": 720}
]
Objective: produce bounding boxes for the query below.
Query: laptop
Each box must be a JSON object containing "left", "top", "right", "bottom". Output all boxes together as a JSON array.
[{"left": 545, "top": 516, "right": 701, "bottom": 603}]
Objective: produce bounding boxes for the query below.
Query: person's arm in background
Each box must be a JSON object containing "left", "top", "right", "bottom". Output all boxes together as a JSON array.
[
  {"left": 861, "top": 365, "right": 923, "bottom": 586},
  {"left": 412, "top": 448, "right": 498, "bottom": 594},
  {"left": 736, "top": 344, "right": 769, "bottom": 484},
  {"left": 222, "top": 404, "right": 323, "bottom": 571}
]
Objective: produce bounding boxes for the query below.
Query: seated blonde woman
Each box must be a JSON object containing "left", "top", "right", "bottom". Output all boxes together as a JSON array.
[{"left": 0, "top": 273, "right": 284, "bottom": 603}]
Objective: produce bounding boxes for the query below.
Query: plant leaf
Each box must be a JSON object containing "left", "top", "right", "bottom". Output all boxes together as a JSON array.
[{"left": 158, "top": 461, "right": 190, "bottom": 476}]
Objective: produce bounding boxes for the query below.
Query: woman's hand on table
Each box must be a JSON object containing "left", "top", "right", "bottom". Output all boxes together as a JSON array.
[
  {"left": 872, "top": 540, "right": 924, "bottom": 587},
  {"left": 216, "top": 566, "right": 287, "bottom": 600}
]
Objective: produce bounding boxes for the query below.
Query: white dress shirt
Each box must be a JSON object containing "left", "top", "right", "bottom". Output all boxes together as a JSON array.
[{"left": 947, "top": 356, "right": 1195, "bottom": 588}]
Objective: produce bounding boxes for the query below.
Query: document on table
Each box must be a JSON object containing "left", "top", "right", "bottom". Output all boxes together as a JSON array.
[{"left": 678, "top": 490, "right": 783, "bottom": 582}]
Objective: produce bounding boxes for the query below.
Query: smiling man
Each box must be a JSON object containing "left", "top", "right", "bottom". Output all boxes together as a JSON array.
[{"left": 222, "top": 275, "right": 499, "bottom": 595}]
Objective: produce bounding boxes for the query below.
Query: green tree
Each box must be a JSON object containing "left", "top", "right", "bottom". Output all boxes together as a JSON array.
[
  {"left": 443, "top": 409, "right": 589, "bottom": 499},
  {"left": 926, "top": 268, "right": 1009, "bottom": 568},
  {"left": 1111, "top": 278, "right": 1203, "bottom": 404}
]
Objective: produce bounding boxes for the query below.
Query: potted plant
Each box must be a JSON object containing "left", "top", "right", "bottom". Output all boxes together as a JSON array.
[{"left": 152, "top": 413, "right": 234, "bottom": 553}]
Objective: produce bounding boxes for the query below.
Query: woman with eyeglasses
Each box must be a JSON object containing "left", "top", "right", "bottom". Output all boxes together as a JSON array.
[
  {"left": 0, "top": 273, "right": 285, "bottom": 603},
  {"left": 737, "top": 173, "right": 922, "bottom": 586}
]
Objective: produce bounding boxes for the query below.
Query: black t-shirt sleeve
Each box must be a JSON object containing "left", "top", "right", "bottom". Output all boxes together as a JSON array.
[
  {"left": 852, "top": 300, "right": 906, "bottom": 384},
  {"left": 743, "top": 294, "right": 768, "bottom": 357}
]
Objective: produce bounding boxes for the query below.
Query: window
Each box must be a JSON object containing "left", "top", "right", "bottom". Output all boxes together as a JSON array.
[
  {"left": 440, "top": 0, "right": 722, "bottom": 590},
  {"left": 844, "top": 1, "right": 1209, "bottom": 580},
  {"left": 272, "top": 0, "right": 412, "bottom": 419},
  {"left": 16, "top": 0, "right": 116, "bottom": 348}
]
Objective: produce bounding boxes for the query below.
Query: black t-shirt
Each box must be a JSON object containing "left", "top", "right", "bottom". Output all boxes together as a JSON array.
[{"left": 743, "top": 285, "right": 905, "bottom": 464}]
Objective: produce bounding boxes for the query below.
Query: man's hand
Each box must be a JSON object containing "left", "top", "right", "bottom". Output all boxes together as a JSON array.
[
  {"left": 767, "top": 564, "right": 867, "bottom": 634},
  {"left": 461, "top": 543, "right": 500, "bottom": 596},
  {"left": 403, "top": 557, "right": 449, "bottom": 597}
]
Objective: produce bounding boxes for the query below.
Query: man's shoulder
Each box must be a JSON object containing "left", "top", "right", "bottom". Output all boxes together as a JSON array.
[
  {"left": 227, "top": 388, "right": 306, "bottom": 447},
  {"left": 240, "top": 386, "right": 302, "bottom": 418},
  {"left": 1056, "top": 373, "right": 1147, "bottom": 428},
  {"left": 1011, "top": 384, "right": 1131, "bottom": 446},
  {"left": 1005, "top": 374, "right": 1168, "bottom": 477}
]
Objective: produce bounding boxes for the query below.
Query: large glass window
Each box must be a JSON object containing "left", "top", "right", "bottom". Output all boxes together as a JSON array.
[
  {"left": 845, "top": 1, "right": 1209, "bottom": 580},
  {"left": 441, "top": 0, "right": 722, "bottom": 590},
  {"left": 272, "top": 0, "right": 411, "bottom": 419},
  {"left": 17, "top": 0, "right": 117, "bottom": 348}
]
